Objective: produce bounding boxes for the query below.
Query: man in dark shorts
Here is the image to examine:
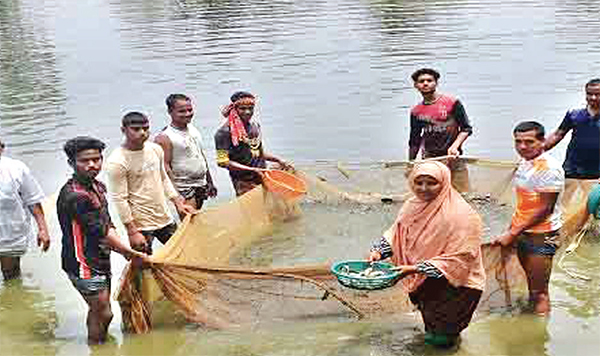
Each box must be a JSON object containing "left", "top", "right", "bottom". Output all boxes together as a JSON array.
[
  {"left": 544, "top": 78, "right": 600, "bottom": 211},
  {"left": 493, "top": 122, "right": 564, "bottom": 316},
  {"left": 214, "top": 91, "right": 291, "bottom": 196},
  {"left": 408, "top": 68, "right": 473, "bottom": 192},
  {"left": 57, "top": 136, "right": 148, "bottom": 344}
]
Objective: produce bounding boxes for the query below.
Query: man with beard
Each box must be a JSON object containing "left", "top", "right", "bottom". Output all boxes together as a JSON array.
[{"left": 57, "top": 136, "right": 148, "bottom": 344}]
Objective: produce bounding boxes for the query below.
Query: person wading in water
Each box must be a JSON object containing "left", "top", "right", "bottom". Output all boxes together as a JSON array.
[
  {"left": 493, "top": 121, "right": 564, "bottom": 316},
  {"left": 155, "top": 94, "right": 217, "bottom": 214},
  {"left": 214, "top": 91, "right": 292, "bottom": 196},
  {"left": 408, "top": 68, "right": 473, "bottom": 192}
]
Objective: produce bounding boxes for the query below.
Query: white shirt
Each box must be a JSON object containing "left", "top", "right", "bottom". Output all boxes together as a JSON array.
[
  {"left": 512, "top": 152, "right": 564, "bottom": 233},
  {"left": 0, "top": 156, "right": 45, "bottom": 255}
]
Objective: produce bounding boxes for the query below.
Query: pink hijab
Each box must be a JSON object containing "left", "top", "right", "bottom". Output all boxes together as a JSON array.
[{"left": 384, "top": 161, "right": 485, "bottom": 293}]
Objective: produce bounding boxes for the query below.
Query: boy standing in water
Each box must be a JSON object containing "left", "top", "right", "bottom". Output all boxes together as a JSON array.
[
  {"left": 0, "top": 137, "right": 50, "bottom": 280},
  {"left": 155, "top": 94, "right": 217, "bottom": 212},
  {"left": 408, "top": 68, "right": 473, "bottom": 192},
  {"left": 493, "top": 121, "right": 564, "bottom": 316},
  {"left": 106, "top": 112, "right": 194, "bottom": 254},
  {"left": 214, "top": 91, "right": 291, "bottom": 196},
  {"left": 57, "top": 136, "right": 148, "bottom": 344}
]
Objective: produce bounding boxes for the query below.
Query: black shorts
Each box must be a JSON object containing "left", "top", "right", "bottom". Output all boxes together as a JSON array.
[
  {"left": 181, "top": 186, "right": 209, "bottom": 208},
  {"left": 140, "top": 223, "right": 177, "bottom": 254},
  {"left": 516, "top": 231, "right": 559, "bottom": 256},
  {"left": 68, "top": 273, "right": 111, "bottom": 296}
]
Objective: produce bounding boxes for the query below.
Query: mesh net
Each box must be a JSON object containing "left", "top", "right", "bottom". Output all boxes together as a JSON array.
[{"left": 115, "top": 157, "right": 593, "bottom": 333}]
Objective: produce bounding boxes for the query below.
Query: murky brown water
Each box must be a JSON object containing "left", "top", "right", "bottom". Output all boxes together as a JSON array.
[{"left": 1, "top": 0, "right": 600, "bottom": 354}]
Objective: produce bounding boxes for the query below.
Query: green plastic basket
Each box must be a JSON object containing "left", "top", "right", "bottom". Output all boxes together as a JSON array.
[{"left": 331, "top": 260, "right": 401, "bottom": 290}]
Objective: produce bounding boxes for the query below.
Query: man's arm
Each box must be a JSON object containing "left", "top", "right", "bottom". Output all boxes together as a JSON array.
[
  {"left": 105, "top": 162, "right": 145, "bottom": 249},
  {"left": 263, "top": 152, "right": 293, "bottom": 170},
  {"left": 408, "top": 114, "right": 423, "bottom": 160},
  {"left": 30, "top": 203, "right": 50, "bottom": 251},
  {"left": 215, "top": 129, "right": 264, "bottom": 173},
  {"left": 155, "top": 145, "right": 195, "bottom": 216},
  {"left": 448, "top": 100, "right": 472, "bottom": 157},
  {"left": 493, "top": 191, "right": 560, "bottom": 246},
  {"left": 105, "top": 228, "right": 148, "bottom": 261},
  {"left": 19, "top": 164, "right": 50, "bottom": 251},
  {"left": 70, "top": 193, "right": 148, "bottom": 262},
  {"left": 154, "top": 133, "right": 175, "bottom": 182},
  {"left": 544, "top": 111, "right": 573, "bottom": 151},
  {"left": 544, "top": 129, "right": 568, "bottom": 151}
]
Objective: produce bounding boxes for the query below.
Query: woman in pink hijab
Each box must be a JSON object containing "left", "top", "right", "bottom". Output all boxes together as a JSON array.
[{"left": 369, "top": 161, "right": 485, "bottom": 347}]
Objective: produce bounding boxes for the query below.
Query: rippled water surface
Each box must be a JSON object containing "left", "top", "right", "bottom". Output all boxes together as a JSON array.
[{"left": 1, "top": 0, "right": 600, "bottom": 355}]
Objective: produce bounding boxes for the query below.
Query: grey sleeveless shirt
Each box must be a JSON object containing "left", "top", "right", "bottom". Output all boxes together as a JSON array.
[{"left": 161, "top": 125, "right": 209, "bottom": 192}]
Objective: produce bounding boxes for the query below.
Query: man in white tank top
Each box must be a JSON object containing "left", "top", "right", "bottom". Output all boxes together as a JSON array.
[{"left": 155, "top": 94, "right": 217, "bottom": 212}]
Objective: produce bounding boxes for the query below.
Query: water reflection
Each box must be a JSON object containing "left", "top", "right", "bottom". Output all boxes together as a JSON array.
[
  {"left": 0, "top": 280, "right": 58, "bottom": 355},
  {"left": 1, "top": 0, "right": 600, "bottom": 354},
  {"left": 0, "top": 0, "right": 71, "bottom": 157}
]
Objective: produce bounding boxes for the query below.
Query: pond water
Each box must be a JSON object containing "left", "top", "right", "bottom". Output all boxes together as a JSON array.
[{"left": 1, "top": 0, "right": 600, "bottom": 354}]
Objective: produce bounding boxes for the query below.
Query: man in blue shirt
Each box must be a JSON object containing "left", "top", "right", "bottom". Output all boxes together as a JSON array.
[
  {"left": 544, "top": 78, "right": 600, "bottom": 178},
  {"left": 544, "top": 78, "right": 600, "bottom": 223}
]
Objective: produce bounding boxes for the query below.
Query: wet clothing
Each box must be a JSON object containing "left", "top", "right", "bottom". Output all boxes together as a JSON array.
[
  {"left": 57, "top": 175, "right": 113, "bottom": 279},
  {"left": 181, "top": 185, "right": 209, "bottom": 209},
  {"left": 382, "top": 161, "right": 486, "bottom": 293},
  {"left": 106, "top": 142, "right": 179, "bottom": 231},
  {"left": 373, "top": 162, "right": 484, "bottom": 338},
  {"left": 558, "top": 108, "right": 600, "bottom": 179},
  {"left": 409, "top": 277, "right": 482, "bottom": 337},
  {"left": 232, "top": 178, "right": 261, "bottom": 197},
  {"left": 516, "top": 231, "right": 559, "bottom": 256},
  {"left": 69, "top": 273, "right": 111, "bottom": 296},
  {"left": 139, "top": 222, "right": 177, "bottom": 255},
  {"left": 0, "top": 156, "right": 45, "bottom": 257},
  {"left": 215, "top": 121, "right": 266, "bottom": 186},
  {"left": 409, "top": 94, "right": 472, "bottom": 158},
  {"left": 160, "top": 125, "right": 209, "bottom": 194},
  {"left": 511, "top": 153, "right": 564, "bottom": 234}
]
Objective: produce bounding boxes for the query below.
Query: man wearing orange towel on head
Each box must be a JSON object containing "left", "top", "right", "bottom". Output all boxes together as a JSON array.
[{"left": 214, "top": 91, "right": 292, "bottom": 196}]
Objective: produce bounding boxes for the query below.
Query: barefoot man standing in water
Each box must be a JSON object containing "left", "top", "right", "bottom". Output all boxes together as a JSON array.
[
  {"left": 493, "top": 121, "right": 564, "bottom": 316},
  {"left": 106, "top": 112, "right": 195, "bottom": 254},
  {"left": 155, "top": 94, "right": 217, "bottom": 213},
  {"left": 57, "top": 136, "right": 148, "bottom": 344},
  {"left": 408, "top": 68, "right": 473, "bottom": 192}
]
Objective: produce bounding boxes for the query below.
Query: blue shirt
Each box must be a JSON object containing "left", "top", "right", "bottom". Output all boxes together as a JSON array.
[{"left": 559, "top": 108, "right": 600, "bottom": 179}]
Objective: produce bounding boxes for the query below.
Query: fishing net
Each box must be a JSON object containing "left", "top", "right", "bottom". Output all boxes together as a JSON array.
[{"left": 115, "top": 157, "right": 593, "bottom": 333}]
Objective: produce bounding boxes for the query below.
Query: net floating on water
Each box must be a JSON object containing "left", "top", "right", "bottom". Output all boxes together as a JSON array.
[{"left": 113, "top": 158, "right": 594, "bottom": 333}]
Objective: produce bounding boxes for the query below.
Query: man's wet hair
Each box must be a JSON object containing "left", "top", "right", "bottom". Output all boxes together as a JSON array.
[
  {"left": 230, "top": 91, "right": 255, "bottom": 103},
  {"left": 586, "top": 78, "right": 600, "bottom": 89},
  {"left": 513, "top": 121, "right": 545, "bottom": 140},
  {"left": 166, "top": 94, "right": 190, "bottom": 112},
  {"left": 122, "top": 111, "right": 149, "bottom": 127},
  {"left": 63, "top": 136, "right": 106, "bottom": 163},
  {"left": 411, "top": 68, "right": 441, "bottom": 82}
]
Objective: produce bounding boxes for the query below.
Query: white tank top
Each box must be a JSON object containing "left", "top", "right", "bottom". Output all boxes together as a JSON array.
[{"left": 162, "top": 125, "right": 208, "bottom": 191}]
